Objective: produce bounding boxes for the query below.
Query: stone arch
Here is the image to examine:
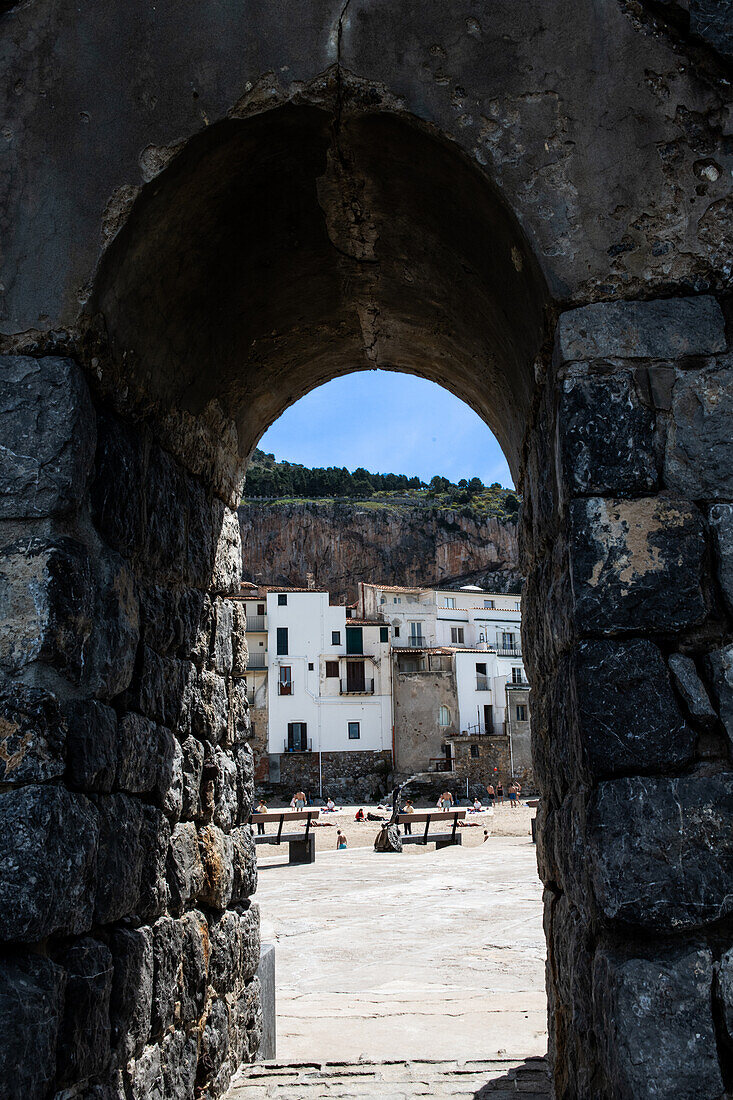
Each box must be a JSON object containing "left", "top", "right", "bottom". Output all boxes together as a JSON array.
[{"left": 0, "top": 4, "right": 732, "bottom": 1098}]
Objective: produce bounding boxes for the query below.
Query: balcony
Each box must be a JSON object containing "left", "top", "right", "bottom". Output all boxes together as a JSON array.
[
  {"left": 406, "top": 636, "right": 426, "bottom": 648},
  {"left": 340, "top": 678, "right": 375, "bottom": 695},
  {"left": 277, "top": 681, "right": 293, "bottom": 696},
  {"left": 247, "top": 652, "right": 267, "bottom": 668},
  {"left": 283, "top": 738, "right": 312, "bottom": 753},
  {"left": 476, "top": 675, "right": 491, "bottom": 691},
  {"left": 246, "top": 614, "right": 266, "bottom": 631},
  {"left": 496, "top": 646, "right": 522, "bottom": 657}
]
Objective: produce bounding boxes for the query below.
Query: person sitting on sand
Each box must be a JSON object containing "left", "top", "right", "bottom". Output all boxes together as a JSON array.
[
  {"left": 325, "top": 797, "right": 336, "bottom": 812},
  {"left": 471, "top": 798, "right": 483, "bottom": 812},
  {"left": 483, "top": 829, "right": 490, "bottom": 842},
  {"left": 355, "top": 808, "right": 365, "bottom": 821},
  {"left": 336, "top": 829, "right": 348, "bottom": 850}
]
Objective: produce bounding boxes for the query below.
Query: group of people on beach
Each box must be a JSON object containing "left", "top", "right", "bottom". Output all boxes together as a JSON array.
[{"left": 437, "top": 780, "right": 522, "bottom": 811}]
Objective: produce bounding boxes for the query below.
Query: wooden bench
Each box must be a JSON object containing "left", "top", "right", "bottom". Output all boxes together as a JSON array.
[
  {"left": 249, "top": 809, "right": 320, "bottom": 864},
  {"left": 396, "top": 809, "right": 466, "bottom": 849}
]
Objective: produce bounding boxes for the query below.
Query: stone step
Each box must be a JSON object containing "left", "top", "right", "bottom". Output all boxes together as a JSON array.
[{"left": 228, "top": 1057, "right": 551, "bottom": 1098}]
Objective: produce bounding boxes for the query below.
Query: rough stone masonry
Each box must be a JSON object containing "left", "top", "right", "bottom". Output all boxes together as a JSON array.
[{"left": 0, "top": 1, "right": 732, "bottom": 1098}]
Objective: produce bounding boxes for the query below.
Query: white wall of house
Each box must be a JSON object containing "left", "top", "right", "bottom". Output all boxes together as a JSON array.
[{"left": 265, "top": 591, "right": 392, "bottom": 756}]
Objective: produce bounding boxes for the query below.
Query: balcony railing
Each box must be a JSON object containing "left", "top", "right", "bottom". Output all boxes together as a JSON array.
[
  {"left": 496, "top": 646, "right": 522, "bottom": 657},
  {"left": 247, "top": 652, "right": 267, "bottom": 668},
  {"left": 277, "top": 681, "right": 293, "bottom": 696},
  {"left": 340, "top": 678, "right": 375, "bottom": 695},
  {"left": 246, "top": 614, "right": 266, "bottom": 631},
  {"left": 406, "top": 636, "right": 426, "bottom": 648},
  {"left": 476, "top": 675, "right": 491, "bottom": 691},
  {"left": 283, "top": 738, "right": 312, "bottom": 753}
]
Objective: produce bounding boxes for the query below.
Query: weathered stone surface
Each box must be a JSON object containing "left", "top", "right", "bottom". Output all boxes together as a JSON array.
[
  {"left": 186, "top": 480, "right": 217, "bottom": 590},
  {"left": 199, "top": 998, "right": 230, "bottom": 1083},
  {"left": 86, "top": 547, "right": 140, "bottom": 699},
  {"left": 717, "top": 946, "right": 733, "bottom": 1045},
  {"left": 181, "top": 735, "right": 204, "bottom": 820},
  {"left": 558, "top": 372, "right": 657, "bottom": 495},
  {"left": 191, "top": 669, "right": 228, "bottom": 744},
  {"left": 55, "top": 937, "right": 113, "bottom": 1085},
  {"left": 707, "top": 644, "right": 733, "bottom": 748},
  {"left": 144, "top": 446, "right": 187, "bottom": 577},
  {"left": 0, "top": 356, "right": 96, "bottom": 519},
  {"left": 159, "top": 731, "right": 183, "bottom": 819},
  {"left": 198, "top": 825, "right": 234, "bottom": 910},
  {"left": 151, "top": 916, "right": 183, "bottom": 1036},
  {"left": 118, "top": 713, "right": 162, "bottom": 794},
  {"left": 0, "top": 953, "right": 65, "bottom": 1100},
  {"left": 140, "top": 584, "right": 208, "bottom": 660},
  {"left": 208, "top": 745, "right": 239, "bottom": 830},
  {"left": 108, "top": 925, "right": 153, "bottom": 1060},
  {"left": 593, "top": 944, "right": 723, "bottom": 1100},
  {"left": 690, "top": 0, "right": 733, "bottom": 62},
  {"left": 180, "top": 910, "right": 208, "bottom": 1024},
  {"left": 555, "top": 297, "right": 726, "bottom": 362},
  {"left": 208, "top": 911, "right": 241, "bottom": 997},
  {"left": 128, "top": 1043, "right": 165, "bottom": 1100},
  {"left": 125, "top": 647, "right": 191, "bottom": 731},
  {"left": 167, "top": 822, "right": 205, "bottom": 915},
  {"left": 240, "top": 904, "right": 261, "bottom": 985},
  {"left": 161, "top": 1028, "right": 198, "bottom": 1100},
  {"left": 212, "top": 597, "right": 234, "bottom": 675},
  {"left": 587, "top": 773, "right": 733, "bottom": 929},
  {"left": 233, "top": 742, "right": 255, "bottom": 818},
  {"left": 211, "top": 505, "right": 242, "bottom": 595},
  {"left": 574, "top": 639, "right": 694, "bottom": 777},
  {"left": 0, "top": 676, "right": 65, "bottom": 784},
  {"left": 569, "top": 497, "right": 707, "bottom": 633},
  {"left": 665, "top": 366, "right": 733, "bottom": 499},
  {"left": 91, "top": 413, "right": 147, "bottom": 560},
  {"left": 0, "top": 536, "right": 94, "bottom": 680},
  {"left": 94, "top": 793, "right": 146, "bottom": 924},
  {"left": 709, "top": 502, "right": 733, "bottom": 616},
  {"left": 669, "top": 653, "right": 718, "bottom": 728},
  {"left": 0, "top": 785, "right": 98, "bottom": 941},
  {"left": 64, "top": 698, "right": 118, "bottom": 792},
  {"left": 231, "top": 599, "right": 249, "bottom": 678},
  {"left": 231, "top": 826, "right": 257, "bottom": 904},
  {"left": 137, "top": 807, "right": 172, "bottom": 922},
  {"left": 229, "top": 680, "right": 251, "bottom": 746}
]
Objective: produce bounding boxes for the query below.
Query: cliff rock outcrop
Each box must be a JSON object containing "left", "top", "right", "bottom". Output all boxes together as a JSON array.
[{"left": 239, "top": 501, "right": 520, "bottom": 601}]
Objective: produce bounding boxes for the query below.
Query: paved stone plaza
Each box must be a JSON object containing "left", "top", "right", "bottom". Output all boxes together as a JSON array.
[{"left": 229, "top": 835, "right": 546, "bottom": 1094}]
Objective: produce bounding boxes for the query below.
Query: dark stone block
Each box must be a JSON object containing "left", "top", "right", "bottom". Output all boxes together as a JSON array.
[
  {"left": 180, "top": 735, "right": 204, "bottom": 820},
  {"left": 229, "top": 681, "right": 251, "bottom": 747},
  {"left": 94, "top": 793, "right": 145, "bottom": 925},
  {"left": 690, "top": 0, "right": 733, "bottom": 61},
  {"left": 665, "top": 367, "right": 733, "bottom": 499},
  {"left": 573, "top": 639, "right": 694, "bottom": 778},
  {"left": 212, "top": 597, "right": 234, "bottom": 675},
  {"left": 593, "top": 943, "right": 723, "bottom": 1099},
  {"left": 240, "top": 904, "right": 261, "bottom": 985},
  {"left": 558, "top": 372, "right": 657, "bottom": 495},
  {"left": 144, "top": 446, "right": 187, "bottom": 577},
  {"left": 208, "top": 911, "right": 241, "bottom": 996},
  {"left": 180, "top": 910, "right": 208, "bottom": 1024},
  {"left": 0, "top": 356, "right": 96, "bottom": 519},
  {"left": 191, "top": 669, "right": 228, "bottom": 744},
  {"left": 55, "top": 937, "right": 113, "bottom": 1085},
  {"left": 231, "top": 827, "right": 257, "bottom": 905},
  {"left": 125, "top": 647, "right": 191, "bottom": 731},
  {"left": 0, "top": 953, "right": 65, "bottom": 1100},
  {"left": 0, "top": 536, "right": 94, "bottom": 681},
  {"left": 587, "top": 774, "right": 733, "bottom": 929},
  {"left": 717, "top": 946, "right": 733, "bottom": 1045},
  {"left": 118, "top": 713, "right": 161, "bottom": 794},
  {"left": 91, "top": 413, "right": 147, "bottom": 560},
  {"left": 198, "top": 825, "right": 234, "bottom": 910},
  {"left": 127, "top": 1043, "right": 165, "bottom": 1100},
  {"left": 231, "top": 600, "right": 248, "bottom": 678},
  {"left": 555, "top": 296, "right": 726, "bottom": 363},
  {"left": 64, "top": 698, "right": 118, "bottom": 792},
  {"left": 569, "top": 497, "right": 707, "bottom": 634},
  {"left": 211, "top": 505, "right": 242, "bottom": 596},
  {"left": 0, "top": 785, "right": 98, "bottom": 941},
  {"left": 151, "top": 916, "right": 183, "bottom": 1036},
  {"left": 231, "top": 977, "right": 262, "bottom": 1067},
  {"left": 159, "top": 731, "right": 183, "bottom": 820},
  {"left": 108, "top": 925, "right": 153, "bottom": 1060},
  {"left": 198, "top": 998, "right": 230, "bottom": 1082},
  {"left": 707, "top": 644, "right": 733, "bottom": 748},
  {"left": 207, "top": 745, "right": 239, "bottom": 831},
  {"left": 186, "top": 479, "right": 216, "bottom": 591},
  {"left": 709, "top": 503, "right": 733, "bottom": 617},
  {"left": 668, "top": 653, "right": 718, "bottom": 728},
  {"left": 137, "top": 806, "right": 171, "bottom": 922},
  {"left": 86, "top": 547, "right": 139, "bottom": 700},
  {"left": 141, "top": 585, "right": 207, "bottom": 659},
  {"left": 167, "top": 822, "right": 204, "bottom": 916},
  {"left": 0, "top": 676, "right": 65, "bottom": 784},
  {"left": 161, "top": 1028, "right": 198, "bottom": 1100},
  {"left": 233, "top": 742, "right": 255, "bottom": 819}
]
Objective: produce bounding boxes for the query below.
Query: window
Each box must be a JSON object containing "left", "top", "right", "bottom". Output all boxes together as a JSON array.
[
  {"left": 346, "top": 627, "right": 363, "bottom": 655},
  {"left": 287, "top": 721, "right": 307, "bottom": 750},
  {"left": 484, "top": 600, "right": 495, "bottom": 609},
  {"left": 394, "top": 626, "right": 400, "bottom": 637},
  {"left": 409, "top": 622, "right": 423, "bottom": 644},
  {"left": 277, "top": 593, "right": 287, "bottom": 606},
  {"left": 516, "top": 704, "right": 528, "bottom": 721},
  {"left": 444, "top": 597, "right": 456, "bottom": 609},
  {"left": 512, "top": 667, "right": 524, "bottom": 684},
  {"left": 325, "top": 661, "right": 339, "bottom": 678},
  {"left": 380, "top": 626, "right": 389, "bottom": 643},
  {"left": 502, "top": 632, "right": 515, "bottom": 650},
  {"left": 380, "top": 596, "right": 386, "bottom": 604},
  {"left": 278, "top": 666, "right": 292, "bottom": 695},
  {"left": 257, "top": 603, "right": 265, "bottom": 615},
  {"left": 393, "top": 596, "right": 401, "bottom": 604},
  {"left": 439, "top": 705, "right": 451, "bottom": 726},
  {"left": 470, "top": 744, "right": 480, "bottom": 759},
  {"left": 276, "top": 627, "right": 288, "bottom": 655},
  {"left": 348, "top": 721, "right": 360, "bottom": 740},
  {"left": 451, "top": 627, "right": 465, "bottom": 644},
  {"left": 331, "top": 630, "right": 341, "bottom": 645},
  {"left": 308, "top": 662, "right": 314, "bottom": 671},
  {"left": 476, "top": 662, "right": 487, "bottom": 674}
]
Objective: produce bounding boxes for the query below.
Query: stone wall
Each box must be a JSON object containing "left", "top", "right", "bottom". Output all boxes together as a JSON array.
[
  {"left": 0, "top": 358, "right": 261, "bottom": 1098},
  {"left": 274, "top": 749, "right": 393, "bottom": 803},
  {"left": 393, "top": 669, "right": 459, "bottom": 775},
  {"left": 448, "top": 735, "right": 514, "bottom": 787},
  {"left": 522, "top": 295, "right": 733, "bottom": 1097}
]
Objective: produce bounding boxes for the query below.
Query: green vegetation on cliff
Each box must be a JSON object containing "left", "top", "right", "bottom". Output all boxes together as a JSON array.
[{"left": 243, "top": 450, "right": 519, "bottom": 519}]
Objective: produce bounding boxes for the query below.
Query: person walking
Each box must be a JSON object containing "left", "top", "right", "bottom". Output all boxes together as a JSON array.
[
  {"left": 336, "top": 829, "right": 348, "bottom": 850},
  {"left": 291, "top": 789, "right": 306, "bottom": 809},
  {"left": 496, "top": 781, "right": 504, "bottom": 805},
  {"left": 486, "top": 783, "right": 495, "bottom": 809},
  {"left": 507, "top": 783, "right": 518, "bottom": 809},
  {"left": 439, "top": 790, "right": 454, "bottom": 812}
]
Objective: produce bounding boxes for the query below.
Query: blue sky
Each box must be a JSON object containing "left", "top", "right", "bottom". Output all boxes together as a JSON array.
[{"left": 257, "top": 370, "right": 514, "bottom": 488}]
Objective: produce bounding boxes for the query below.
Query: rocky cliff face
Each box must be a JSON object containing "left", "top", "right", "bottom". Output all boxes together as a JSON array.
[{"left": 239, "top": 501, "right": 520, "bottom": 601}]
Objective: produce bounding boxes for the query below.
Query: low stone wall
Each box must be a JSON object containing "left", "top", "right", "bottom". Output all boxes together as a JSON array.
[
  {"left": 0, "top": 358, "right": 260, "bottom": 1098},
  {"left": 272, "top": 749, "right": 393, "bottom": 803}
]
